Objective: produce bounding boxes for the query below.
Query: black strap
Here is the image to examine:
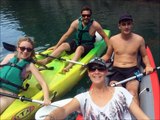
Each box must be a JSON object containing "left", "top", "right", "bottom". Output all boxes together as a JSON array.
[
  {"left": 0, "top": 78, "right": 29, "bottom": 91},
  {"left": 0, "top": 63, "right": 10, "bottom": 67},
  {"left": 78, "top": 30, "right": 87, "bottom": 45},
  {"left": 0, "top": 62, "right": 23, "bottom": 70}
]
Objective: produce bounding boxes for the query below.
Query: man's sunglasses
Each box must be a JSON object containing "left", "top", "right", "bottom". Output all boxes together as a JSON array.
[
  {"left": 88, "top": 65, "right": 107, "bottom": 72},
  {"left": 19, "top": 46, "right": 33, "bottom": 52},
  {"left": 82, "top": 14, "right": 91, "bottom": 17}
]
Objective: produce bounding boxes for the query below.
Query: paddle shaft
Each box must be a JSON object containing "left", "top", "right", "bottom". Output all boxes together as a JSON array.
[
  {"left": 111, "top": 66, "right": 160, "bottom": 87},
  {"left": 0, "top": 92, "right": 44, "bottom": 104},
  {"left": 0, "top": 92, "right": 71, "bottom": 107},
  {"left": 3, "top": 42, "right": 112, "bottom": 66}
]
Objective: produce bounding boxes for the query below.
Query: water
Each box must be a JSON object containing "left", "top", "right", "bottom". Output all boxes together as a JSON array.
[{"left": 0, "top": 0, "right": 160, "bottom": 119}]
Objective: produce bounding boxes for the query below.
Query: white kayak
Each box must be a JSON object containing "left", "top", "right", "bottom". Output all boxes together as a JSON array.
[{"left": 35, "top": 98, "right": 72, "bottom": 120}]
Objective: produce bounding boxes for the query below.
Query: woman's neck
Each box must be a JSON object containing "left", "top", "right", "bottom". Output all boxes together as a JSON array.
[{"left": 91, "top": 84, "right": 108, "bottom": 93}]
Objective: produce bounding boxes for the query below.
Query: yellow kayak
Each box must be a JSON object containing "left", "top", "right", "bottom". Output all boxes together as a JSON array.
[{"left": 0, "top": 29, "right": 111, "bottom": 120}]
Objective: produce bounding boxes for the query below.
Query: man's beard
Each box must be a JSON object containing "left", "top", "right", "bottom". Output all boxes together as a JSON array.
[{"left": 83, "top": 19, "right": 90, "bottom": 25}]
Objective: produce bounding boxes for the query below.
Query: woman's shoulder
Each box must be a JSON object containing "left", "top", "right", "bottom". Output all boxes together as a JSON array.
[
  {"left": 6, "top": 53, "right": 15, "bottom": 58},
  {"left": 74, "top": 91, "right": 89, "bottom": 100},
  {"left": 0, "top": 53, "right": 15, "bottom": 64}
]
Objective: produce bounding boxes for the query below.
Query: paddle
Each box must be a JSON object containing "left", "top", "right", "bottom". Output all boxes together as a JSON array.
[
  {"left": 2, "top": 42, "right": 86, "bottom": 66},
  {"left": 0, "top": 92, "right": 44, "bottom": 104},
  {"left": 3, "top": 42, "right": 114, "bottom": 66},
  {"left": 2, "top": 42, "right": 16, "bottom": 51},
  {"left": 0, "top": 92, "right": 73, "bottom": 109},
  {"left": 2, "top": 42, "right": 54, "bottom": 70},
  {"left": 111, "top": 66, "right": 160, "bottom": 87}
]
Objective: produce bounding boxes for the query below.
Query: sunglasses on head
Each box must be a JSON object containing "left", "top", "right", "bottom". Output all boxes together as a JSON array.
[
  {"left": 88, "top": 65, "right": 107, "bottom": 72},
  {"left": 82, "top": 14, "right": 91, "bottom": 17},
  {"left": 19, "top": 46, "right": 33, "bottom": 52}
]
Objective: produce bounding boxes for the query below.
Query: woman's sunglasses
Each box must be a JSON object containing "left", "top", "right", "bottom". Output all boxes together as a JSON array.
[
  {"left": 88, "top": 65, "right": 107, "bottom": 72},
  {"left": 19, "top": 46, "right": 33, "bottom": 52}
]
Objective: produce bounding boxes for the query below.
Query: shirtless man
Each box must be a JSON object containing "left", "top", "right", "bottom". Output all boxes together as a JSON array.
[
  {"left": 102, "top": 14, "right": 153, "bottom": 105},
  {"left": 38, "top": 6, "right": 109, "bottom": 72}
]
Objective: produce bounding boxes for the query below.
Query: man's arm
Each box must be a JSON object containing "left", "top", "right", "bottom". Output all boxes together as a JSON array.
[
  {"left": 101, "top": 40, "right": 113, "bottom": 62},
  {"left": 94, "top": 21, "right": 109, "bottom": 46},
  {"left": 139, "top": 38, "right": 153, "bottom": 74},
  {"left": 51, "top": 20, "right": 78, "bottom": 50}
]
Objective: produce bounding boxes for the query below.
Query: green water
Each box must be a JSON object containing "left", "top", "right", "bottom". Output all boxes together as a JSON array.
[{"left": 0, "top": 0, "right": 160, "bottom": 119}]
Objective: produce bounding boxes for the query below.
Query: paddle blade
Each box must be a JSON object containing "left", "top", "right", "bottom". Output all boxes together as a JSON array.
[{"left": 2, "top": 42, "right": 17, "bottom": 51}]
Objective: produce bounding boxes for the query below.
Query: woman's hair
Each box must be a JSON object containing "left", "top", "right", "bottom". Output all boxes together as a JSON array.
[{"left": 17, "top": 36, "right": 35, "bottom": 61}]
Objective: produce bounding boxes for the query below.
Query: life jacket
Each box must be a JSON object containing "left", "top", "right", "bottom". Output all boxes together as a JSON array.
[
  {"left": 75, "top": 17, "right": 96, "bottom": 46},
  {"left": 0, "top": 56, "right": 30, "bottom": 94}
]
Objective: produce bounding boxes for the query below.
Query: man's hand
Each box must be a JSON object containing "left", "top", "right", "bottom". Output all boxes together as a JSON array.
[{"left": 144, "top": 66, "right": 154, "bottom": 75}]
